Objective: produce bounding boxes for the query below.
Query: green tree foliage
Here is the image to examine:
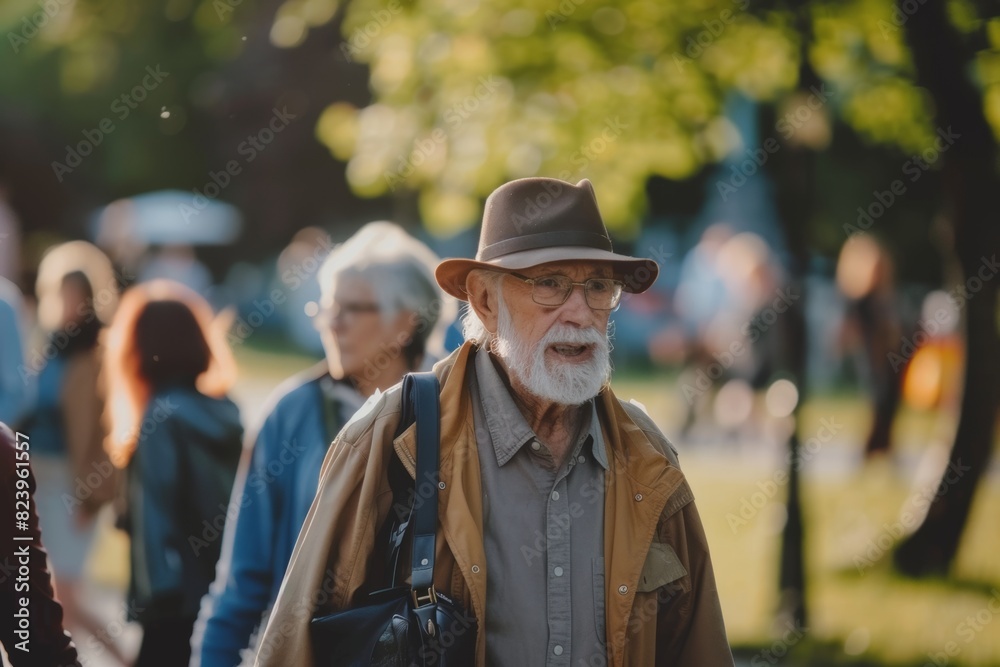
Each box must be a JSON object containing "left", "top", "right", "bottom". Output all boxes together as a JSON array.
[
  {"left": 5, "top": 0, "right": 996, "bottom": 233},
  {"left": 0, "top": 0, "right": 264, "bottom": 195},
  {"left": 316, "top": 0, "right": 1000, "bottom": 235}
]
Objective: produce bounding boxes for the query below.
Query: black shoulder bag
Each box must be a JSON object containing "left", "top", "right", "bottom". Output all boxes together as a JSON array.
[{"left": 309, "top": 372, "right": 478, "bottom": 667}]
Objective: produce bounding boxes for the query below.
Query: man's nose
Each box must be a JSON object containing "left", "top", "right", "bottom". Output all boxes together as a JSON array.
[{"left": 558, "top": 284, "right": 595, "bottom": 326}]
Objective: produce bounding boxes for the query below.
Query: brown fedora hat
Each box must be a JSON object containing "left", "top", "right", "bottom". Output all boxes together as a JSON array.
[{"left": 436, "top": 177, "right": 659, "bottom": 300}]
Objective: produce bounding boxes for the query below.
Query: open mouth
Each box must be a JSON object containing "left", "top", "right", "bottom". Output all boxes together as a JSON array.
[{"left": 549, "top": 343, "right": 591, "bottom": 358}]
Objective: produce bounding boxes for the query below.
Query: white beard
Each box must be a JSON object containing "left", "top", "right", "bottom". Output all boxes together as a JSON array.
[{"left": 493, "top": 295, "right": 612, "bottom": 406}]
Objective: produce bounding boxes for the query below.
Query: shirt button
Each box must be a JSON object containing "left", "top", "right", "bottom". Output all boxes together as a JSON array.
[
  {"left": 554, "top": 566, "right": 564, "bottom": 577},
  {"left": 634, "top": 493, "right": 643, "bottom": 502},
  {"left": 551, "top": 491, "right": 559, "bottom": 501},
  {"left": 472, "top": 565, "right": 480, "bottom": 574},
  {"left": 553, "top": 645, "right": 564, "bottom": 656},
  {"left": 578, "top": 455, "right": 586, "bottom": 463},
  {"left": 618, "top": 585, "right": 628, "bottom": 595},
  {"left": 530, "top": 441, "right": 541, "bottom": 451}
]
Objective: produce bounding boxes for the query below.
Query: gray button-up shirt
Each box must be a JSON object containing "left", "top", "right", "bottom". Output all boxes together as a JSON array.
[{"left": 469, "top": 348, "right": 607, "bottom": 666}]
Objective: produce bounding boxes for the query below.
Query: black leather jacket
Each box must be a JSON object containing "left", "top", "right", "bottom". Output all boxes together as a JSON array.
[{"left": 0, "top": 422, "right": 81, "bottom": 666}]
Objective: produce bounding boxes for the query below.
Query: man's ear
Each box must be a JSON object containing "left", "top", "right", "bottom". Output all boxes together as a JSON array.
[{"left": 466, "top": 272, "right": 500, "bottom": 334}]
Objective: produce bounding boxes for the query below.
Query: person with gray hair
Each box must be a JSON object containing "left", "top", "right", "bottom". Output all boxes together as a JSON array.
[
  {"left": 315, "top": 220, "right": 454, "bottom": 389},
  {"left": 191, "top": 221, "right": 454, "bottom": 667}
]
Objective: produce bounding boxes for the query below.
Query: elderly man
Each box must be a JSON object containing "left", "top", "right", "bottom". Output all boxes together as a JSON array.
[{"left": 254, "top": 178, "right": 734, "bottom": 667}]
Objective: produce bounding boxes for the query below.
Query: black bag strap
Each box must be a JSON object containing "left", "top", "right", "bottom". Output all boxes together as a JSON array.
[
  {"left": 384, "top": 372, "right": 441, "bottom": 599},
  {"left": 402, "top": 372, "right": 440, "bottom": 598}
]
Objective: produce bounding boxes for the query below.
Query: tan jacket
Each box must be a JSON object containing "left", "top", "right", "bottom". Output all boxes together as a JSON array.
[
  {"left": 61, "top": 343, "right": 116, "bottom": 514},
  {"left": 255, "top": 342, "right": 733, "bottom": 667}
]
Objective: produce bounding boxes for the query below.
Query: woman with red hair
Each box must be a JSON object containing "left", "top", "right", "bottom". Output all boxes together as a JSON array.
[{"left": 104, "top": 280, "right": 243, "bottom": 666}]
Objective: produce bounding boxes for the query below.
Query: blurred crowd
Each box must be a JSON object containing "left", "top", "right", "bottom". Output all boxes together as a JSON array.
[
  {"left": 626, "top": 220, "right": 962, "bottom": 456},
  {"left": 1, "top": 194, "right": 459, "bottom": 664},
  {"left": 0, "top": 184, "right": 966, "bottom": 665}
]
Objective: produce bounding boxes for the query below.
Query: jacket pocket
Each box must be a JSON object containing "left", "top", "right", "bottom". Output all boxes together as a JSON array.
[{"left": 636, "top": 542, "right": 689, "bottom": 594}]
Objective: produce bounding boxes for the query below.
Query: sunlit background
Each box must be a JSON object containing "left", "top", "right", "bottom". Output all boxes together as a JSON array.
[{"left": 1, "top": 0, "right": 999, "bottom": 664}]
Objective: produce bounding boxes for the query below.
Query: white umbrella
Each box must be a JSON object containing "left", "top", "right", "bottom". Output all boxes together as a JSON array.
[{"left": 92, "top": 189, "right": 243, "bottom": 247}]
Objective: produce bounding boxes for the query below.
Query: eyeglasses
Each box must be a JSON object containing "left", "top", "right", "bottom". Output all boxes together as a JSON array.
[
  {"left": 507, "top": 272, "right": 624, "bottom": 310},
  {"left": 326, "top": 302, "right": 381, "bottom": 321}
]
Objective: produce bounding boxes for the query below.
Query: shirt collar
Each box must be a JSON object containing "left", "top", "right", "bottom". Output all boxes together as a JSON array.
[{"left": 474, "top": 347, "right": 608, "bottom": 470}]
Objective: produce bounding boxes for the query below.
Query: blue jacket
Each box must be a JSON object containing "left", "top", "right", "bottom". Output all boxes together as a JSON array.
[
  {"left": 123, "top": 386, "right": 243, "bottom": 624},
  {"left": 0, "top": 279, "right": 30, "bottom": 426},
  {"left": 192, "top": 363, "right": 362, "bottom": 667}
]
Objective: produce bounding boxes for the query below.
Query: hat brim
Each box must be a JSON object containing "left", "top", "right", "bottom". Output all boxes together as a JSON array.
[{"left": 435, "top": 246, "right": 659, "bottom": 301}]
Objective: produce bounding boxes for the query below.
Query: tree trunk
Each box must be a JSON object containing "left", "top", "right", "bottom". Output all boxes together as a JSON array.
[
  {"left": 892, "top": 0, "right": 1000, "bottom": 577},
  {"left": 769, "top": 1, "right": 820, "bottom": 627}
]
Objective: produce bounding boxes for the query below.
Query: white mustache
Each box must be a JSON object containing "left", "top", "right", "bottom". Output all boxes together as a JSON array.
[
  {"left": 538, "top": 325, "right": 606, "bottom": 350},
  {"left": 494, "top": 295, "right": 612, "bottom": 405}
]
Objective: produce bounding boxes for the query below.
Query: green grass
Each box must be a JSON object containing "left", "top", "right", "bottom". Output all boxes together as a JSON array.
[
  {"left": 691, "top": 458, "right": 1000, "bottom": 666},
  {"left": 610, "top": 374, "right": 1000, "bottom": 667},
  {"left": 231, "top": 333, "right": 323, "bottom": 380}
]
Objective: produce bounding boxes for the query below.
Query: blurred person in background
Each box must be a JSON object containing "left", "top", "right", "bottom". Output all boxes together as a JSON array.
[
  {"left": 668, "top": 224, "right": 737, "bottom": 437},
  {"left": 700, "top": 233, "right": 792, "bottom": 439},
  {"left": 659, "top": 227, "right": 791, "bottom": 441},
  {"left": 0, "top": 184, "right": 21, "bottom": 284},
  {"left": 899, "top": 290, "right": 963, "bottom": 416},
  {"left": 274, "top": 226, "right": 333, "bottom": 356},
  {"left": 18, "top": 268, "right": 121, "bottom": 661},
  {"left": 137, "top": 245, "right": 213, "bottom": 296},
  {"left": 104, "top": 280, "right": 243, "bottom": 667},
  {"left": 0, "top": 276, "right": 29, "bottom": 425},
  {"left": 0, "top": 421, "right": 81, "bottom": 666},
  {"left": 836, "top": 236, "right": 904, "bottom": 457},
  {"left": 191, "top": 221, "right": 454, "bottom": 667},
  {"left": 673, "top": 224, "right": 735, "bottom": 341}
]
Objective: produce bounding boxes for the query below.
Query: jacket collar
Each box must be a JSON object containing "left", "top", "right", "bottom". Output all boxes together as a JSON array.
[{"left": 598, "top": 390, "right": 685, "bottom": 503}]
